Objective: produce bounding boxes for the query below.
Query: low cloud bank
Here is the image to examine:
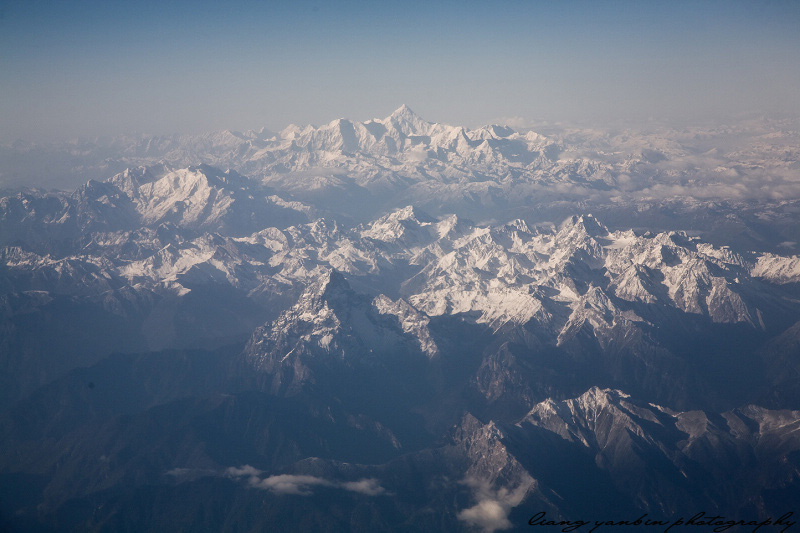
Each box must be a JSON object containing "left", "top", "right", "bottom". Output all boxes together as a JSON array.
[{"left": 226, "top": 466, "right": 387, "bottom": 497}]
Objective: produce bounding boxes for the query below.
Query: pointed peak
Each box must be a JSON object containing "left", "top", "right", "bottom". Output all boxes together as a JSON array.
[
  {"left": 320, "top": 267, "right": 346, "bottom": 285},
  {"left": 280, "top": 123, "right": 303, "bottom": 139},
  {"left": 385, "top": 205, "right": 436, "bottom": 225},
  {"left": 488, "top": 124, "right": 515, "bottom": 138},
  {"left": 529, "top": 388, "right": 628, "bottom": 418},
  {"left": 385, "top": 105, "right": 430, "bottom": 132},
  {"left": 307, "top": 268, "right": 352, "bottom": 301},
  {"left": 394, "top": 204, "right": 423, "bottom": 220},
  {"left": 392, "top": 204, "right": 417, "bottom": 219},
  {"left": 560, "top": 214, "right": 608, "bottom": 237},
  {"left": 578, "top": 387, "right": 631, "bottom": 407},
  {"left": 391, "top": 104, "right": 417, "bottom": 118},
  {"left": 361, "top": 205, "right": 437, "bottom": 244},
  {"left": 179, "top": 164, "right": 243, "bottom": 188},
  {"left": 499, "top": 218, "right": 531, "bottom": 234},
  {"left": 326, "top": 117, "right": 353, "bottom": 128}
]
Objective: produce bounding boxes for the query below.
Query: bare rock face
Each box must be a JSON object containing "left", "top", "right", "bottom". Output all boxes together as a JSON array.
[{"left": 513, "top": 388, "right": 800, "bottom": 516}]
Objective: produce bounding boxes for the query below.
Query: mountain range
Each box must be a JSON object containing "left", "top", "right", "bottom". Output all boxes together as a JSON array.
[{"left": 2, "top": 108, "right": 800, "bottom": 532}]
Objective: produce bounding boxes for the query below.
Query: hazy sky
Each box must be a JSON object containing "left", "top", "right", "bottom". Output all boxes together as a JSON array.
[{"left": 1, "top": 0, "right": 799, "bottom": 143}]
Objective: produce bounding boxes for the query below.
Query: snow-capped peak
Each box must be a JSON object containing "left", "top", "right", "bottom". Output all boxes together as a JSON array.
[
  {"left": 382, "top": 104, "right": 431, "bottom": 136},
  {"left": 388, "top": 104, "right": 421, "bottom": 123},
  {"left": 360, "top": 205, "right": 437, "bottom": 246},
  {"left": 311, "top": 268, "right": 352, "bottom": 303},
  {"left": 559, "top": 214, "right": 608, "bottom": 238}
]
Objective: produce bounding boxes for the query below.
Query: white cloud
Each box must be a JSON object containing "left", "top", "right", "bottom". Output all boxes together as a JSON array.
[
  {"left": 457, "top": 478, "right": 531, "bottom": 533},
  {"left": 225, "top": 465, "right": 263, "bottom": 478},
  {"left": 250, "top": 474, "right": 334, "bottom": 495},
  {"left": 224, "top": 467, "right": 388, "bottom": 497},
  {"left": 340, "top": 478, "right": 387, "bottom": 496},
  {"left": 458, "top": 499, "right": 513, "bottom": 532}
]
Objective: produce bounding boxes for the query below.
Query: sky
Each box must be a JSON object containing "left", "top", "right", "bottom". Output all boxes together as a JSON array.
[{"left": 1, "top": 0, "right": 799, "bottom": 143}]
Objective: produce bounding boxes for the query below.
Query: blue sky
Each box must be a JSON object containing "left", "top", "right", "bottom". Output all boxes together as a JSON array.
[{"left": 1, "top": 0, "right": 799, "bottom": 142}]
